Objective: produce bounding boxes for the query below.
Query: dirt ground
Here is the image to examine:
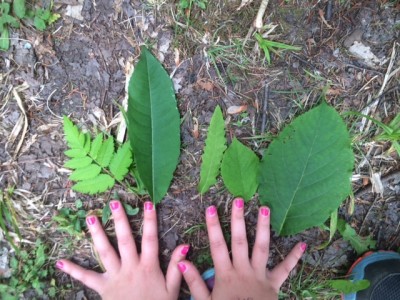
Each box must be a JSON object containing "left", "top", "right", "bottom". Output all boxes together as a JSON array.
[{"left": 0, "top": 0, "right": 399, "bottom": 299}]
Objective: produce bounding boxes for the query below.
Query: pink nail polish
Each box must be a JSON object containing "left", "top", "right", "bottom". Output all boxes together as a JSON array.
[
  {"left": 144, "top": 201, "right": 153, "bottom": 211},
  {"left": 235, "top": 198, "right": 244, "bottom": 209},
  {"left": 261, "top": 207, "right": 270, "bottom": 217},
  {"left": 181, "top": 245, "right": 190, "bottom": 255},
  {"left": 178, "top": 262, "right": 187, "bottom": 273},
  {"left": 86, "top": 216, "right": 96, "bottom": 226},
  {"left": 300, "top": 242, "right": 307, "bottom": 252},
  {"left": 110, "top": 201, "right": 120, "bottom": 211},
  {"left": 206, "top": 206, "right": 217, "bottom": 217},
  {"left": 56, "top": 261, "right": 64, "bottom": 269}
]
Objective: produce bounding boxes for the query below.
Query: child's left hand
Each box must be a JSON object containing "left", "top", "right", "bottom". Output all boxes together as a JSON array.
[{"left": 56, "top": 200, "right": 188, "bottom": 300}]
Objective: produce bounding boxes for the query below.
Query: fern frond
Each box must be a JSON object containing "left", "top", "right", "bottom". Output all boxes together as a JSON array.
[
  {"left": 97, "top": 137, "right": 114, "bottom": 167},
  {"left": 84, "top": 132, "right": 91, "bottom": 153},
  {"left": 89, "top": 133, "right": 103, "bottom": 159},
  {"left": 109, "top": 142, "right": 133, "bottom": 181},
  {"left": 69, "top": 164, "right": 101, "bottom": 181},
  {"left": 64, "top": 157, "right": 92, "bottom": 169},
  {"left": 72, "top": 174, "right": 115, "bottom": 194},
  {"left": 64, "top": 149, "right": 87, "bottom": 158}
]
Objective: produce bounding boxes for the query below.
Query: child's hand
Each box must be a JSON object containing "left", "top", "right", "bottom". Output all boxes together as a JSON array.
[
  {"left": 56, "top": 200, "right": 188, "bottom": 300},
  {"left": 179, "top": 198, "right": 306, "bottom": 300}
]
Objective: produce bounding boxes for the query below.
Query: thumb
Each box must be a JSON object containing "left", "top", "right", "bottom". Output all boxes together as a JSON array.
[{"left": 178, "top": 260, "right": 211, "bottom": 300}]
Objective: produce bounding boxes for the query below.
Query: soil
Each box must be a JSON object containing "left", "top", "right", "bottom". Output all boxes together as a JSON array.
[{"left": 0, "top": 0, "right": 399, "bottom": 299}]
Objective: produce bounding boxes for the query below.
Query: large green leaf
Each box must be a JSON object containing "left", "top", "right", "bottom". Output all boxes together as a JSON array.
[
  {"left": 221, "top": 138, "right": 259, "bottom": 201},
  {"left": 198, "top": 106, "right": 226, "bottom": 194},
  {"left": 127, "top": 46, "right": 180, "bottom": 204},
  {"left": 259, "top": 101, "right": 354, "bottom": 236}
]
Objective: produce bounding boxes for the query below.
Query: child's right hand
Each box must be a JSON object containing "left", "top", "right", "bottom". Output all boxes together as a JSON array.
[{"left": 179, "top": 198, "right": 306, "bottom": 300}]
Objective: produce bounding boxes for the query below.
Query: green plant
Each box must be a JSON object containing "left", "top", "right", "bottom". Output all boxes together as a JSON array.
[
  {"left": 259, "top": 101, "right": 354, "bottom": 235},
  {"left": 0, "top": 0, "right": 60, "bottom": 50},
  {"left": 127, "top": 46, "right": 181, "bottom": 204},
  {"left": 52, "top": 199, "right": 86, "bottom": 237},
  {"left": 179, "top": 0, "right": 207, "bottom": 10},
  {"left": 0, "top": 187, "right": 21, "bottom": 251},
  {"left": 337, "top": 218, "right": 376, "bottom": 255},
  {"left": 0, "top": 240, "right": 56, "bottom": 298},
  {"left": 328, "top": 279, "right": 370, "bottom": 294},
  {"left": 255, "top": 33, "right": 301, "bottom": 64},
  {"left": 101, "top": 200, "right": 139, "bottom": 225},
  {"left": 198, "top": 106, "right": 226, "bottom": 194},
  {"left": 63, "top": 117, "right": 133, "bottom": 194}
]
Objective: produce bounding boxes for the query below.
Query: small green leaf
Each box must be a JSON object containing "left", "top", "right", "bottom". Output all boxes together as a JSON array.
[
  {"left": 221, "top": 138, "right": 259, "bottom": 201},
  {"left": 337, "top": 219, "right": 376, "bottom": 255},
  {"left": 0, "top": 27, "right": 10, "bottom": 50},
  {"left": 48, "top": 13, "right": 61, "bottom": 25},
  {"left": 69, "top": 164, "right": 101, "bottom": 181},
  {"left": 75, "top": 199, "right": 83, "bottom": 209},
  {"left": 109, "top": 142, "right": 133, "bottom": 181},
  {"left": 34, "top": 16, "right": 46, "bottom": 31},
  {"left": 64, "top": 149, "right": 87, "bottom": 158},
  {"left": 96, "top": 137, "right": 114, "bottom": 167},
  {"left": 63, "top": 116, "right": 84, "bottom": 149},
  {"left": 72, "top": 174, "right": 115, "bottom": 194},
  {"left": 84, "top": 132, "right": 91, "bottom": 153},
  {"left": 198, "top": 106, "right": 226, "bottom": 194},
  {"left": 329, "top": 279, "right": 370, "bottom": 294},
  {"left": 122, "top": 203, "right": 139, "bottom": 216},
  {"left": 64, "top": 157, "right": 92, "bottom": 169},
  {"left": 13, "top": 0, "right": 26, "bottom": 19},
  {"left": 102, "top": 202, "right": 111, "bottom": 225},
  {"left": 89, "top": 133, "right": 103, "bottom": 159}
]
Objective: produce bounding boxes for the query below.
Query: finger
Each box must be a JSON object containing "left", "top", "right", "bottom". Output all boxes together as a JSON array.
[
  {"left": 140, "top": 201, "right": 159, "bottom": 266},
  {"left": 86, "top": 215, "right": 120, "bottom": 273},
  {"left": 231, "top": 198, "right": 250, "bottom": 268},
  {"left": 206, "top": 205, "right": 232, "bottom": 273},
  {"left": 251, "top": 206, "right": 270, "bottom": 276},
  {"left": 166, "top": 244, "right": 190, "bottom": 295},
  {"left": 110, "top": 200, "right": 139, "bottom": 265},
  {"left": 56, "top": 259, "right": 105, "bottom": 294},
  {"left": 178, "top": 260, "right": 211, "bottom": 300},
  {"left": 269, "top": 242, "right": 306, "bottom": 289}
]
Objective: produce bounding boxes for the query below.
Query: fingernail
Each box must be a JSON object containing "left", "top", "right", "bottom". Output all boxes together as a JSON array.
[
  {"left": 56, "top": 261, "right": 64, "bottom": 269},
  {"left": 144, "top": 201, "right": 153, "bottom": 211},
  {"left": 206, "top": 205, "right": 217, "bottom": 217},
  {"left": 181, "top": 245, "right": 190, "bottom": 255},
  {"left": 261, "top": 207, "right": 270, "bottom": 217},
  {"left": 235, "top": 198, "right": 244, "bottom": 209},
  {"left": 86, "top": 216, "right": 96, "bottom": 226},
  {"left": 300, "top": 242, "right": 307, "bottom": 252},
  {"left": 110, "top": 201, "right": 120, "bottom": 211},
  {"left": 178, "top": 262, "right": 187, "bottom": 274}
]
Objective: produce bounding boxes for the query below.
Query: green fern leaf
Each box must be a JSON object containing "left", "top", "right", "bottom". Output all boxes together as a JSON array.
[
  {"left": 64, "top": 149, "right": 87, "bottom": 158},
  {"left": 72, "top": 174, "right": 115, "bottom": 194},
  {"left": 97, "top": 137, "right": 114, "bottom": 167},
  {"left": 89, "top": 133, "right": 103, "bottom": 159},
  {"left": 198, "top": 106, "right": 227, "bottom": 194},
  {"left": 64, "top": 157, "right": 92, "bottom": 169},
  {"left": 109, "top": 142, "right": 133, "bottom": 181},
  {"left": 63, "top": 116, "right": 84, "bottom": 149},
  {"left": 84, "top": 133, "right": 91, "bottom": 153},
  {"left": 69, "top": 164, "right": 101, "bottom": 181}
]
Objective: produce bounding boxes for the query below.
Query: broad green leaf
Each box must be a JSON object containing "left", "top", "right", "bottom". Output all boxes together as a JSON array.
[
  {"left": 72, "top": 174, "right": 115, "bottom": 194},
  {"left": 337, "top": 219, "right": 376, "bottom": 255},
  {"left": 127, "top": 46, "right": 180, "bottom": 204},
  {"left": 221, "top": 138, "right": 259, "bottom": 201},
  {"left": 64, "top": 149, "right": 87, "bottom": 158},
  {"left": 198, "top": 106, "right": 226, "bottom": 194},
  {"left": 69, "top": 164, "right": 101, "bottom": 181},
  {"left": 109, "top": 142, "right": 133, "bottom": 181},
  {"left": 259, "top": 101, "right": 354, "bottom": 236},
  {"left": 13, "top": 0, "right": 26, "bottom": 18},
  {"left": 329, "top": 279, "right": 370, "bottom": 294},
  {"left": 89, "top": 133, "right": 103, "bottom": 159},
  {"left": 96, "top": 137, "right": 114, "bottom": 167},
  {"left": 64, "top": 157, "right": 92, "bottom": 169},
  {"left": 84, "top": 132, "right": 91, "bottom": 153}
]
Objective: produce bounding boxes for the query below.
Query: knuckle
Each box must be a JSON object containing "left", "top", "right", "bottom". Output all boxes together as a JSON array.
[
  {"left": 255, "top": 242, "right": 269, "bottom": 255},
  {"left": 232, "top": 236, "right": 247, "bottom": 246},
  {"left": 143, "top": 233, "right": 158, "bottom": 244},
  {"left": 209, "top": 238, "right": 226, "bottom": 250},
  {"left": 118, "top": 234, "right": 133, "bottom": 247}
]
